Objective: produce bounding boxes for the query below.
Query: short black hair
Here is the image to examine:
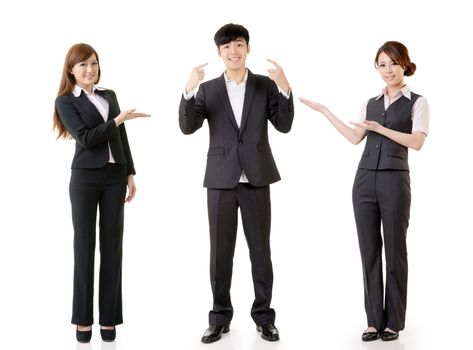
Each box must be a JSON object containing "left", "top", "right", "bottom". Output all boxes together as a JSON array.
[{"left": 214, "top": 23, "right": 250, "bottom": 47}]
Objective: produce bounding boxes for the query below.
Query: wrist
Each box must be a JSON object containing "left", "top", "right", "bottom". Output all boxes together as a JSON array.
[
  {"left": 115, "top": 115, "right": 124, "bottom": 126},
  {"left": 279, "top": 83, "right": 289, "bottom": 95},
  {"left": 185, "top": 83, "right": 195, "bottom": 94}
]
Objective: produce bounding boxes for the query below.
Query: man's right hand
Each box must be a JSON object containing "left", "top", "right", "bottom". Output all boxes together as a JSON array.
[{"left": 185, "top": 63, "right": 208, "bottom": 94}]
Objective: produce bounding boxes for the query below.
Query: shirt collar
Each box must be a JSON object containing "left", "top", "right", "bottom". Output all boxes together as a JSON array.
[
  {"left": 375, "top": 85, "right": 412, "bottom": 101},
  {"left": 72, "top": 84, "right": 107, "bottom": 97},
  {"left": 224, "top": 69, "right": 248, "bottom": 85}
]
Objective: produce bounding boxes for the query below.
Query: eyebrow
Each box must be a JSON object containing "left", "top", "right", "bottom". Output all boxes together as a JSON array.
[{"left": 221, "top": 39, "right": 245, "bottom": 46}]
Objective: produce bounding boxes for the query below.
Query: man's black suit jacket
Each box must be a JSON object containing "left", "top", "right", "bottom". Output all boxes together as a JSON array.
[
  {"left": 56, "top": 89, "right": 135, "bottom": 175},
  {"left": 179, "top": 70, "right": 294, "bottom": 188}
]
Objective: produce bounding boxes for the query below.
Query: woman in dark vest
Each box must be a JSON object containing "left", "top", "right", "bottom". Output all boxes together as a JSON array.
[
  {"left": 53, "top": 43, "right": 150, "bottom": 343},
  {"left": 299, "top": 41, "right": 429, "bottom": 342}
]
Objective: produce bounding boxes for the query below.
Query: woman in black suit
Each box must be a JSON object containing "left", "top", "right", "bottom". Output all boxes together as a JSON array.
[
  {"left": 300, "top": 41, "right": 429, "bottom": 342},
  {"left": 53, "top": 43, "right": 149, "bottom": 343}
]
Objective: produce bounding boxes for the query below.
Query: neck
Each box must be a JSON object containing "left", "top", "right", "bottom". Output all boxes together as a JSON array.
[
  {"left": 226, "top": 67, "right": 246, "bottom": 84},
  {"left": 386, "top": 82, "right": 405, "bottom": 98},
  {"left": 77, "top": 83, "right": 93, "bottom": 94}
]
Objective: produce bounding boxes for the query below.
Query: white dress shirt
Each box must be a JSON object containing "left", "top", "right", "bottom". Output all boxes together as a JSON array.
[
  {"left": 73, "top": 84, "right": 116, "bottom": 163},
  {"left": 224, "top": 70, "right": 249, "bottom": 182}
]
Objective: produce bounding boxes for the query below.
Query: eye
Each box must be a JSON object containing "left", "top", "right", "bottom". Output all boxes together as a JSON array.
[
  {"left": 379, "top": 63, "right": 385, "bottom": 68},
  {"left": 79, "top": 62, "right": 86, "bottom": 67},
  {"left": 92, "top": 61, "right": 98, "bottom": 66}
]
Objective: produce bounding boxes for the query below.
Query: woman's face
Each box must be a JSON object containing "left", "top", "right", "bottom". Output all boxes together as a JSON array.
[
  {"left": 70, "top": 54, "right": 99, "bottom": 91},
  {"left": 377, "top": 51, "right": 405, "bottom": 89}
]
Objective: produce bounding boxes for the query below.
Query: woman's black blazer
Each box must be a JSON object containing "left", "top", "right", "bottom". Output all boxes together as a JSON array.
[{"left": 56, "top": 89, "right": 135, "bottom": 175}]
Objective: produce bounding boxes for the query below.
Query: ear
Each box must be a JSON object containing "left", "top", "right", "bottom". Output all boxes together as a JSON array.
[
  {"left": 247, "top": 44, "right": 250, "bottom": 54},
  {"left": 217, "top": 47, "right": 221, "bottom": 57}
]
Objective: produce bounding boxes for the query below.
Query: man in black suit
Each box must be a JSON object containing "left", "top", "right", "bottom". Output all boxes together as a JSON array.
[{"left": 179, "top": 23, "right": 294, "bottom": 343}]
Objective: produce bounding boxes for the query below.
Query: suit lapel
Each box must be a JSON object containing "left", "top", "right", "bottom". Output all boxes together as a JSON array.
[
  {"left": 79, "top": 90, "right": 112, "bottom": 123},
  {"left": 216, "top": 74, "right": 240, "bottom": 133},
  {"left": 239, "top": 70, "right": 255, "bottom": 135},
  {"left": 78, "top": 91, "right": 106, "bottom": 123}
]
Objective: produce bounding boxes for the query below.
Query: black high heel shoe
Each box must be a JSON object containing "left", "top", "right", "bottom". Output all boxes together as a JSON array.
[
  {"left": 362, "top": 328, "right": 379, "bottom": 341},
  {"left": 76, "top": 326, "right": 92, "bottom": 343},
  {"left": 100, "top": 326, "right": 116, "bottom": 342},
  {"left": 380, "top": 330, "right": 399, "bottom": 341}
]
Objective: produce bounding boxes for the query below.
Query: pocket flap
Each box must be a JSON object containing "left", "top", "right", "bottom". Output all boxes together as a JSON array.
[
  {"left": 388, "top": 148, "right": 407, "bottom": 159},
  {"left": 207, "top": 147, "right": 225, "bottom": 156}
]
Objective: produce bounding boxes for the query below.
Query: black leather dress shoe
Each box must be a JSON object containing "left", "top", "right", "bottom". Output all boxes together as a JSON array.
[
  {"left": 76, "top": 327, "right": 92, "bottom": 343},
  {"left": 362, "top": 330, "right": 379, "bottom": 342},
  {"left": 201, "top": 325, "right": 230, "bottom": 343},
  {"left": 100, "top": 327, "right": 116, "bottom": 342},
  {"left": 381, "top": 330, "right": 399, "bottom": 341},
  {"left": 257, "top": 324, "right": 279, "bottom": 341}
]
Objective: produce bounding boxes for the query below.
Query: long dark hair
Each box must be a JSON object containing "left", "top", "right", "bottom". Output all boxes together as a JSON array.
[{"left": 53, "top": 43, "right": 101, "bottom": 139}]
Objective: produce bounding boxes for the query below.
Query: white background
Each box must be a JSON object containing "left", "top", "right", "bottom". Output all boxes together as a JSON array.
[{"left": 0, "top": 0, "right": 471, "bottom": 349}]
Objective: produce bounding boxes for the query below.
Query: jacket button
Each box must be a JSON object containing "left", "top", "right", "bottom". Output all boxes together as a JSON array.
[
  {"left": 375, "top": 144, "right": 379, "bottom": 148},
  {"left": 239, "top": 140, "right": 243, "bottom": 145},
  {"left": 381, "top": 113, "right": 385, "bottom": 118}
]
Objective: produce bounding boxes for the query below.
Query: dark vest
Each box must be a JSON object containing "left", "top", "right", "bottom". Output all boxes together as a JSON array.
[{"left": 358, "top": 92, "right": 421, "bottom": 171}]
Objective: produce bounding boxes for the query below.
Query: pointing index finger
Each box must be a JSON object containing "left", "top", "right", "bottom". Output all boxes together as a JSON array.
[
  {"left": 266, "top": 58, "right": 280, "bottom": 68},
  {"left": 196, "top": 63, "right": 208, "bottom": 69}
]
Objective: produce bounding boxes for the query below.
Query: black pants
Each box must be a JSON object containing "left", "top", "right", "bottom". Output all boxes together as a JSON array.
[
  {"left": 352, "top": 169, "right": 410, "bottom": 331},
  {"left": 207, "top": 183, "right": 275, "bottom": 326},
  {"left": 69, "top": 164, "right": 127, "bottom": 326}
]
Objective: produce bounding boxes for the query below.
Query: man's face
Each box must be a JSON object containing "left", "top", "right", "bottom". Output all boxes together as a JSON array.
[{"left": 217, "top": 38, "right": 250, "bottom": 72}]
